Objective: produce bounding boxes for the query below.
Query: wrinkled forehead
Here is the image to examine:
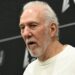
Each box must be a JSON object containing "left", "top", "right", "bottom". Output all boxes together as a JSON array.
[
  {"left": 21, "top": 6, "right": 44, "bottom": 18},
  {"left": 21, "top": 9, "right": 38, "bottom": 18},
  {"left": 20, "top": 7, "right": 46, "bottom": 24}
]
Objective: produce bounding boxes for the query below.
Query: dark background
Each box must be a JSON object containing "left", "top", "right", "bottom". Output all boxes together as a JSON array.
[{"left": 0, "top": 0, "right": 75, "bottom": 75}]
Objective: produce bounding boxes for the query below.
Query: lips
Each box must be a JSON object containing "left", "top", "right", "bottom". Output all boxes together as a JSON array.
[{"left": 27, "top": 41, "right": 37, "bottom": 48}]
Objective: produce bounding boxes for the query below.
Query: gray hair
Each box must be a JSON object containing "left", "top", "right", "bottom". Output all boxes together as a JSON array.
[{"left": 22, "top": 1, "right": 59, "bottom": 38}]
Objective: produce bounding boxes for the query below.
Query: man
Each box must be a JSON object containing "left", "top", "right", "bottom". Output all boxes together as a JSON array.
[{"left": 19, "top": 1, "right": 75, "bottom": 75}]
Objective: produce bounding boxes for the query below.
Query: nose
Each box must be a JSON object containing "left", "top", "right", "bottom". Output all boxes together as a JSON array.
[{"left": 22, "top": 26, "right": 32, "bottom": 39}]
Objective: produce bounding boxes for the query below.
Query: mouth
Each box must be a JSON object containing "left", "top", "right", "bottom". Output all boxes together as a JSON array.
[{"left": 27, "top": 41, "right": 37, "bottom": 48}]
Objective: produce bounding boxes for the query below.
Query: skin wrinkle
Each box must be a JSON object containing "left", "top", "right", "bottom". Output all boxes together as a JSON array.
[{"left": 20, "top": 2, "right": 64, "bottom": 61}]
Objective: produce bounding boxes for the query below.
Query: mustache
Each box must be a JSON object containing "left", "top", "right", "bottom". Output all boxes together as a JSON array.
[{"left": 25, "top": 39, "right": 36, "bottom": 45}]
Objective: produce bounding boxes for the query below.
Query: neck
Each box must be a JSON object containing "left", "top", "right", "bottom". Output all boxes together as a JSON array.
[{"left": 38, "top": 40, "right": 65, "bottom": 61}]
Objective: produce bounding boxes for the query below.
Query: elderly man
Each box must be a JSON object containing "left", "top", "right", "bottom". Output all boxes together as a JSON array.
[{"left": 19, "top": 1, "right": 75, "bottom": 75}]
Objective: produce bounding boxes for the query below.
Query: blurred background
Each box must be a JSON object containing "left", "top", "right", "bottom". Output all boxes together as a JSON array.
[{"left": 0, "top": 0, "right": 75, "bottom": 75}]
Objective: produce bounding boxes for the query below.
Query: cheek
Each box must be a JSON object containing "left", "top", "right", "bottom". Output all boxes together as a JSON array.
[
  {"left": 21, "top": 31, "right": 23, "bottom": 36},
  {"left": 39, "top": 29, "right": 51, "bottom": 47},
  {"left": 36, "top": 28, "right": 49, "bottom": 45},
  {"left": 34, "top": 25, "right": 50, "bottom": 46},
  {"left": 21, "top": 32, "right": 25, "bottom": 41},
  {"left": 21, "top": 32, "right": 24, "bottom": 39}
]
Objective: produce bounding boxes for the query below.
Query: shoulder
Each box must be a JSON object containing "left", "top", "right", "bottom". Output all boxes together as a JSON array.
[
  {"left": 65, "top": 45, "right": 75, "bottom": 54},
  {"left": 67, "top": 45, "right": 75, "bottom": 52},
  {"left": 58, "top": 45, "right": 75, "bottom": 63},
  {"left": 65, "top": 45, "right": 75, "bottom": 61},
  {"left": 64, "top": 44, "right": 75, "bottom": 51}
]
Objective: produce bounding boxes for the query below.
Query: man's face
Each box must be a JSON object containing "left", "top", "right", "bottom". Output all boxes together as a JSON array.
[{"left": 19, "top": 7, "right": 51, "bottom": 57}]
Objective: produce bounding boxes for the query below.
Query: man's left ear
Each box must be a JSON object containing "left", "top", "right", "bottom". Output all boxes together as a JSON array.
[{"left": 49, "top": 23, "right": 57, "bottom": 37}]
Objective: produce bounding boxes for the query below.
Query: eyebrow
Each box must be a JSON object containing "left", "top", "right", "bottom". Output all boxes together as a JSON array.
[
  {"left": 27, "top": 21, "right": 39, "bottom": 25},
  {"left": 19, "top": 21, "right": 39, "bottom": 26}
]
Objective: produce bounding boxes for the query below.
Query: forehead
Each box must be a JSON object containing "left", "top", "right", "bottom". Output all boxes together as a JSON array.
[{"left": 20, "top": 7, "right": 45, "bottom": 24}]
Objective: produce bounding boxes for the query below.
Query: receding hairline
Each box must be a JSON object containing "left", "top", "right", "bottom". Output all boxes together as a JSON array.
[
  {"left": 22, "top": 1, "right": 59, "bottom": 25},
  {"left": 23, "top": 1, "right": 55, "bottom": 16},
  {"left": 23, "top": 1, "right": 50, "bottom": 10}
]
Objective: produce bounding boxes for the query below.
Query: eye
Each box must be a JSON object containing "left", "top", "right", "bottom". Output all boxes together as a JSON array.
[
  {"left": 29, "top": 22, "right": 38, "bottom": 29},
  {"left": 30, "top": 24, "right": 37, "bottom": 27},
  {"left": 19, "top": 24, "right": 25, "bottom": 30}
]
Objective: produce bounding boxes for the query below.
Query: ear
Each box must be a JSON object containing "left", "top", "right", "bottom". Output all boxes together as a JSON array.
[{"left": 49, "top": 23, "right": 57, "bottom": 38}]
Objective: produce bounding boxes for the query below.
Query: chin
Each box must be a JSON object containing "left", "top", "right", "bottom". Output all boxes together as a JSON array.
[
  {"left": 30, "top": 54, "right": 38, "bottom": 57},
  {"left": 30, "top": 52, "right": 39, "bottom": 58},
  {"left": 29, "top": 48, "right": 41, "bottom": 57}
]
